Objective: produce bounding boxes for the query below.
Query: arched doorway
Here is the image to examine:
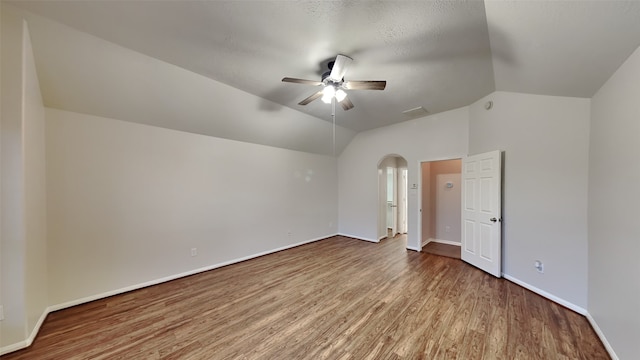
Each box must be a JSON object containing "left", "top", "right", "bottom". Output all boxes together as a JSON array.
[{"left": 377, "top": 155, "right": 408, "bottom": 240}]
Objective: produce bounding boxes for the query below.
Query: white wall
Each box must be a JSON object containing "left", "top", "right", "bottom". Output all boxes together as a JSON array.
[
  {"left": 1, "top": 6, "right": 48, "bottom": 351},
  {"left": 45, "top": 108, "right": 338, "bottom": 306},
  {"left": 469, "top": 91, "right": 590, "bottom": 309},
  {"left": 22, "top": 21, "right": 48, "bottom": 342},
  {"left": 589, "top": 45, "right": 640, "bottom": 360},
  {"left": 429, "top": 159, "right": 461, "bottom": 243},
  {"left": 0, "top": 3, "right": 27, "bottom": 348},
  {"left": 338, "top": 107, "right": 469, "bottom": 250},
  {"left": 1, "top": 4, "right": 341, "bottom": 352},
  {"left": 434, "top": 173, "right": 461, "bottom": 243}
]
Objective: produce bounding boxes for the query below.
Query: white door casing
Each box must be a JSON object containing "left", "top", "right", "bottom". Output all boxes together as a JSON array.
[
  {"left": 399, "top": 169, "right": 408, "bottom": 233},
  {"left": 388, "top": 167, "right": 398, "bottom": 236},
  {"left": 461, "top": 150, "right": 502, "bottom": 277},
  {"left": 378, "top": 167, "right": 387, "bottom": 239}
]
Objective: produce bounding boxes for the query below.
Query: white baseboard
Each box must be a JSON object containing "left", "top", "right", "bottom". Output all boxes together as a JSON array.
[
  {"left": 503, "top": 275, "right": 618, "bottom": 359},
  {"left": 421, "top": 238, "right": 462, "bottom": 248},
  {"left": 586, "top": 313, "right": 619, "bottom": 360},
  {"left": 51, "top": 234, "right": 335, "bottom": 312},
  {"left": 0, "top": 340, "right": 29, "bottom": 356},
  {"left": 428, "top": 238, "right": 462, "bottom": 247},
  {"left": 406, "top": 245, "right": 421, "bottom": 252},
  {"left": 0, "top": 306, "right": 49, "bottom": 356},
  {"left": 5, "top": 235, "right": 615, "bottom": 359},
  {"left": 2, "top": 234, "right": 336, "bottom": 355},
  {"left": 502, "top": 274, "right": 586, "bottom": 315},
  {"left": 337, "top": 233, "right": 379, "bottom": 243}
]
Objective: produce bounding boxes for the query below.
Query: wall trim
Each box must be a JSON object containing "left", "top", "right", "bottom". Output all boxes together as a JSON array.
[
  {"left": 502, "top": 274, "right": 586, "bottom": 315},
  {"left": 336, "top": 233, "right": 419, "bottom": 251},
  {"left": 2, "top": 234, "right": 336, "bottom": 356},
  {"left": 8, "top": 236, "right": 612, "bottom": 357},
  {"left": 0, "top": 306, "right": 49, "bottom": 356},
  {"left": 0, "top": 340, "right": 29, "bottom": 357},
  {"left": 427, "top": 238, "right": 462, "bottom": 247},
  {"left": 337, "top": 233, "right": 379, "bottom": 243},
  {"left": 586, "top": 313, "right": 619, "bottom": 360},
  {"left": 50, "top": 233, "right": 336, "bottom": 312}
]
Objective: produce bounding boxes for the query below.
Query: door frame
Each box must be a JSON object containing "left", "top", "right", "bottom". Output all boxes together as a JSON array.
[
  {"left": 417, "top": 156, "right": 463, "bottom": 251},
  {"left": 398, "top": 168, "right": 408, "bottom": 234},
  {"left": 377, "top": 154, "right": 408, "bottom": 241},
  {"left": 388, "top": 166, "right": 398, "bottom": 237}
]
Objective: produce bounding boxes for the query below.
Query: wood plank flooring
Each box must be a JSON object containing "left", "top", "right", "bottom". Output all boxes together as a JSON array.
[
  {"left": 2, "top": 235, "right": 609, "bottom": 359},
  {"left": 422, "top": 242, "right": 461, "bottom": 259}
]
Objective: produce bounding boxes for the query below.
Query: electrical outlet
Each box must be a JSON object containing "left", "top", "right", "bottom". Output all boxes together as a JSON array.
[
  {"left": 0, "top": 305, "right": 4, "bottom": 321},
  {"left": 534, "top": 260, "right": 544, "bottom": 273},
  {"left": 190, "top": 248, "right": 197, "bottom": 257},
  {"left": 287, "top": 231, "right": 292, "bottom": 237},
  {"left": 445, "top": 226, "right": 451, "bottom": 233}
]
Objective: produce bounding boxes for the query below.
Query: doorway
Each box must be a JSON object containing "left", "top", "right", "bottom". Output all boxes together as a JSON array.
[
  {"left": 420, "top": 159, "right": 462, "bottom": 253},
  {"left": 377, "top": 155, "right": 408, "bottom": 240}
]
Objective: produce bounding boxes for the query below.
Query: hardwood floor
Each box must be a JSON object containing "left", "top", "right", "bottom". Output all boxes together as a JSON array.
[
  {"left": 422, "top": 242, "right": 461, "bottom": 259},
  {"left": 2, "top": 235, "right": 609, "bottom": 359}
]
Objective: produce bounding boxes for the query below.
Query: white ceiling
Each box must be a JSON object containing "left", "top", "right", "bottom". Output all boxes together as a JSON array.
[
  {"left": 6, "top": 0, "right": 640, "bottom": 154},
  {"left": 485, "top": 0, "right": 640, "bottom": 97}
]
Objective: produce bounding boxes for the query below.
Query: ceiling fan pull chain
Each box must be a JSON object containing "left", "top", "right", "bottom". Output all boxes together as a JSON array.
[{"left": 332, "top": 97, "right": 336, "bottom": 156}]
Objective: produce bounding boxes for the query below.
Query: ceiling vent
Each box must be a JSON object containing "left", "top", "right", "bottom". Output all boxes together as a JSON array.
[{"left": 402, "top": 106, "right": 429, "bottom": 118}]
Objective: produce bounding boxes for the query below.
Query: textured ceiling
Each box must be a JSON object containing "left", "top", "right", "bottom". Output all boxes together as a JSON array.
[
  {"left": 5, "top": 0, "right": 640, "bottom": 153},
  {"left": 486, "top": 0, "right": 640, "bottom": 97}
]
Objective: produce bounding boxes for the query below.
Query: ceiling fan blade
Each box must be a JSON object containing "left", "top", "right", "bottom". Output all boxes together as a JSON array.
[
  {"left": 340, "top": 96, "right": 354, "bottom": 111},
  {"left": 328, "top": 55, "right": 353, "bottom": 82},
  {"left": 298, "top": 90, "right": 324, "bottom": 105},
  {"left": 343, "top": 80, "right": 386, "bottom": 90},
  {"left": 282, "top": 77, "right": 323, "bottom": 86}
]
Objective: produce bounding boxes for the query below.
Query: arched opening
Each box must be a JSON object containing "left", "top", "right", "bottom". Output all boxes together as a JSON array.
[{"left": 377, "top": 155, "right": 408, "bottom": 240}]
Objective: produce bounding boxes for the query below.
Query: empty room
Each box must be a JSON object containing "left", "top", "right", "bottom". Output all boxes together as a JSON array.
[{"left": 1, "top": 1, "right": 639, "bottom": 359}]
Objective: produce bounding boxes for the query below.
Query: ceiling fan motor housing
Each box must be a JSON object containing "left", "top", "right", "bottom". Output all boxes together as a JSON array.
[
  {"left": 282, "top": 54, "right": 385, "bottom": 110},
  {"left": 322, "top": 71, "right": 341, "bottom": 83}
]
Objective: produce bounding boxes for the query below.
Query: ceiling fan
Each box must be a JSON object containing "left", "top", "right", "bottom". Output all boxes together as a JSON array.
[{"left": 282, "top": 55, "right": 386, "bottom": 111}]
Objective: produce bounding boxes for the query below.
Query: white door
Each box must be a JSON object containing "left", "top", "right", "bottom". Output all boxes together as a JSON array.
[{"left": 461, "top": 150, "right": 502, "bottom": 277}]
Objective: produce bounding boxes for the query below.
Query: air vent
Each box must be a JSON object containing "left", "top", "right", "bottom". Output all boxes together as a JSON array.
[{"left": 402, "top": 106, "right": 429, "bottom": 118}]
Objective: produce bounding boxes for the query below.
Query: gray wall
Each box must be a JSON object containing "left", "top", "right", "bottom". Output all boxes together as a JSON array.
[
  {"left": 469, "top": 91, "right": 591, "bottom": 309},
  {"left": 589, "top": 46, "right": 640, "bottom": 360}
]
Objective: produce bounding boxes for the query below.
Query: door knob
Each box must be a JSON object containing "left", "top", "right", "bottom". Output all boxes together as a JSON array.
[{"left": 490, "top": 217, "right": 498, "bottom": 222}]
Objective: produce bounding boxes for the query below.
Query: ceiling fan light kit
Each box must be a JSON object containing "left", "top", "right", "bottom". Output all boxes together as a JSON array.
[
  {"left": 282, "top": 54, "right": 387, "bottom": 111},
  {"left": 321, "top": 85, "right": 336, "bottom": 103},
  {"left": 321, "top": 86, "right": 347, "bottom": 104}
]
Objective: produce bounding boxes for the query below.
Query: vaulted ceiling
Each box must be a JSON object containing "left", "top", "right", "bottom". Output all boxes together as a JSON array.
[{"left": 6, "top": 1, "right": 640, "bottom": 155}]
